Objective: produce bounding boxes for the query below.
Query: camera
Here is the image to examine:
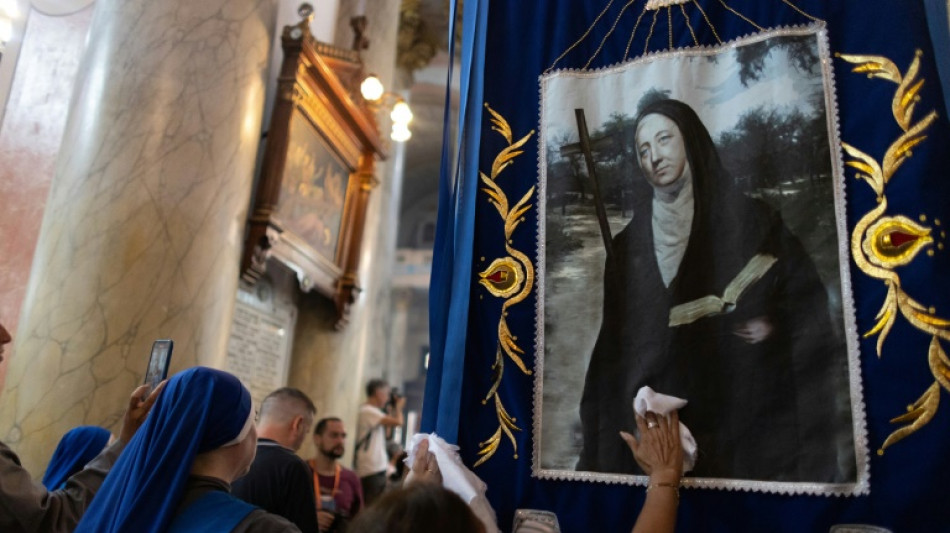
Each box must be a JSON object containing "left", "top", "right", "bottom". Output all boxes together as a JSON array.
[{"left": 388, "top": 388, "right": 401, "bottom": 408}]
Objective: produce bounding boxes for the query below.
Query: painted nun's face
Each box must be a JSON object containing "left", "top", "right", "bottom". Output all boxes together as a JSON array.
[{"left": 635, "top": 113, "right": 689, "bottom": 189}]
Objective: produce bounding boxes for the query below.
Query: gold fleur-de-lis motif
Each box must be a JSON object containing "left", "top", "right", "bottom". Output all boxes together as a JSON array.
[{"left": 838, "top": 49, "right": 950, "bottom": 454}]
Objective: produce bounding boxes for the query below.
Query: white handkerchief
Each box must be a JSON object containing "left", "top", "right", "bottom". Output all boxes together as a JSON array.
[
  {"left": 633, "top": 386, "right": 698, "bottom": 472},
  {"left": 405, "top": 433, "right": 499, "bottom": 533}
]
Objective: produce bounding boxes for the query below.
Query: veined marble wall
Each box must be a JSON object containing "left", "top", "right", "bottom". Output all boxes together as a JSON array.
[
  {"left": 0, "top": 0, "right": 278, "bottom": 473},
  {"left": 0, "top": 6, "right": 94, "bottom": 392}
]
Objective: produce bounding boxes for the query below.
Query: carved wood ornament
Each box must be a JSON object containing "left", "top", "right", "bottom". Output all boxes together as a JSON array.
[{"left": 241, "top": 8, "right": 385, "bottom": 328}]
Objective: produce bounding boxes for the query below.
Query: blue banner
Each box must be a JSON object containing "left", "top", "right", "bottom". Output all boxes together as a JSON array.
[{"left": 429, "top": 1, "right": 950, "bottom": 531}]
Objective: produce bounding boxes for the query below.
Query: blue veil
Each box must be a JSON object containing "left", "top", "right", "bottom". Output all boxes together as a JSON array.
[
  {"left": 75, "top": 366, "right": 253, "bottom": 533},
  {"left": 42, "top": 425, "right": 111, "bottom": 490}
]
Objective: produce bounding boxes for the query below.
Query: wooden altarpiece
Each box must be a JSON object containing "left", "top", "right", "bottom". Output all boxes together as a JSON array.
[{"left": 241, "top": 15, "right": 385, "bottom": 328}]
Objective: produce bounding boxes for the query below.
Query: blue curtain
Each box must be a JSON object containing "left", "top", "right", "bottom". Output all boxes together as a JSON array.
[{"left": 423, "top": 0, "right": 489, "bottom": 441}]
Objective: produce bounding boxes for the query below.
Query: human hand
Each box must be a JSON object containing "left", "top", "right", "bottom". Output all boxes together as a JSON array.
[
  {"left": 317, "top": 510, "right": 336, "bottom": 531},
  {"left": 408, "top": 438, "right": 442, "bottom": 485},
  {"left": 620, "top": 410, "right": 683, "bottom": 485},
  {"left": 119, "top": 381, "right": 165, "bottom": 444},
  {"left": 732, "top": 316, "right": 774, "bottom": 345},
  {"left": 395, "top": 395, "right": 407, "bottom": 409}
]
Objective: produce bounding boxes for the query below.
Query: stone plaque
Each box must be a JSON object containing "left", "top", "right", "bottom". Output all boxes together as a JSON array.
[{"left": 226, "top": 282, "right": 296, "bottom": 407}]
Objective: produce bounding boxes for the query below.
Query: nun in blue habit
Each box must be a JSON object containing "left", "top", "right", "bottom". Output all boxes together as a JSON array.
[
  {"left": 75, "top": 366, "right": 300, "bottom": 533},
  {"left": 42, "top": 426, "right": 112, "bottom": 491}
]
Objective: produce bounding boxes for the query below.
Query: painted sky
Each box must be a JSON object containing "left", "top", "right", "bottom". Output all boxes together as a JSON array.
[{"left": 541, "top": 32, "right": 825, "bottom": 144}]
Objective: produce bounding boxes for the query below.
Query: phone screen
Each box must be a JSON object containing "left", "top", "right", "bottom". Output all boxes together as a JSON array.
[{"left": 144, "top": 339, "right": 173, "bottom": 393}]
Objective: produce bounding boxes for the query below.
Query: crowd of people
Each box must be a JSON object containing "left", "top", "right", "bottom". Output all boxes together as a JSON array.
[{"left": 0, "top": 320, "right": 684, "bottom": 532}]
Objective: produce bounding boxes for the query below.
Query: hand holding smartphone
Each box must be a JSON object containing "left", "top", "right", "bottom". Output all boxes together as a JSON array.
[{"left": 144, "top": 339, "right": 173, "bottom": 394}]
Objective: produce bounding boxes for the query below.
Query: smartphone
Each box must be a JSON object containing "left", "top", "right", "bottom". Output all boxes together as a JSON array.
[{"left": 144, "top": 339, "right": 173, "bottom": 394}]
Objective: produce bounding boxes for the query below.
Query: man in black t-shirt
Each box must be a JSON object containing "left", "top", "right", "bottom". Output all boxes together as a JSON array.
[{"left": 232, "top": 388, "right": 318, "bottom": 533}]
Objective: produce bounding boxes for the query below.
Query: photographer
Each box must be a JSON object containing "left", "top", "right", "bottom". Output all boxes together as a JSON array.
[{"left": 354, "top": 380, "right": 405, "bottom": 505}]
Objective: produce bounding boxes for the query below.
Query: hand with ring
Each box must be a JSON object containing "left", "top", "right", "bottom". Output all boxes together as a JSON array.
[
  {"left": 408, "top": 438, "right": 442, "bottom": 486},
  {"left": 620, "top": 410, "right": 683, "bottom": 484}
]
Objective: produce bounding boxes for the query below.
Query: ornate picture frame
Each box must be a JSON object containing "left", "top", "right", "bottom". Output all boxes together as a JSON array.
[{"left": 241, "top": 18, "right": 384, "bottom": 327}]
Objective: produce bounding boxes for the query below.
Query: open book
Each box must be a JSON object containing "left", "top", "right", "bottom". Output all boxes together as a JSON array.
[{"left": 668, "top": 253, "right": 777, "bottom": 327}]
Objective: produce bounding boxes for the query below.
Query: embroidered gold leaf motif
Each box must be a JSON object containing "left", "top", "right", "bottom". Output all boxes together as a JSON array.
[
  {"left": 931, "top": 337, "right": 950, "bottom": 392},
  {"left": 880, "top": 381, "right": 939, "bottom": 454},
  {"left": 851, "top": 200, "right": 897, "bottom": 282},
  {"left": 863, "top": 283, "right": 897, "bottom": 357},
  {"left": 506, "top": 187, "right": 535, "bottom": 238},
  {"left": 499, "top": 317, "right": 531, "bottom": 375},
  {"left": 476, "top": 104, "right": 536, "bottom": 466},
  {"left": 893, "top": 50, "right": 923, "bottom": 131},
  {"left": 840, "top": 49, "right": 950, "bottom": 452},
  {"left": 480, "top": 172, "right": 510, "bottom": 219},
  {"left": 837, "top": 53, "right": 901, "bottom": 83},
  {"left": 882, "top": 111, "right": 938, "bottom": 180},
  {"left": 492, "top": 132, "right": 535, "bottom": 181},
  {"left": 486, "top": 103, "right": 513, "bottom": 144},
  {"left": 841, "top": 142, "right": 885, "bottom": 197}
]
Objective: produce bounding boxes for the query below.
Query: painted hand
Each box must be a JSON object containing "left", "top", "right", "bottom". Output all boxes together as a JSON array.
[{"left": 732, "top": 316, "right": 774, "bottom": 344}]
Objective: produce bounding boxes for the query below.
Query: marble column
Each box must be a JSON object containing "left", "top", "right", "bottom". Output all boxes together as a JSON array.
[
  {"left": 0, "top": 0, "right": 278, "bottom": 473},
  {"left": 0, "top": 5, "right": 95, "bottom": 393}
]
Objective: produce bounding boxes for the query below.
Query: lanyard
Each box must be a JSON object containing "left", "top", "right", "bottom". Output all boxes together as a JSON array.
[{"left": 309, "top": 460, "right": 340, "bottom": 509}]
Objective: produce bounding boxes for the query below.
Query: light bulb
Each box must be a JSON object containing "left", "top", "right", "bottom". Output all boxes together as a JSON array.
[
  {"left": 390, "top": 101, "right": 413, "bottom": 125},
  {"left": 360, "top": 75, "right": 383, "bottom": 102},
  {"left": 391, "top": 123, "right": 411, "bottom": 142}
]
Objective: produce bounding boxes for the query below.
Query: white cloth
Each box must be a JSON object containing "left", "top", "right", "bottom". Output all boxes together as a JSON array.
[
  {"left": 354, "top": 404, "right": 388, "bottom": 477},
  {"left": 405, "top": 433, "right": 499, "bottom": 533},
  {"left": 651, "top": 175, "right": 694, "bottom": 287},
  {"left": 633, "top": 386, "right": 698, "bottom": 472}
]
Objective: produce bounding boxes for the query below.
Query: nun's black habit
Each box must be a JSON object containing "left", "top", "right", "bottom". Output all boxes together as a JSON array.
[{"left": 576, "top": 99, "right": 854, "bottom": 482}]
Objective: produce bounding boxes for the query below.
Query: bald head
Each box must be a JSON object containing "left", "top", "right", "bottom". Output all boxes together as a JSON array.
[{"left": 257, "top": 388, "right": 316, "bottom": 450}]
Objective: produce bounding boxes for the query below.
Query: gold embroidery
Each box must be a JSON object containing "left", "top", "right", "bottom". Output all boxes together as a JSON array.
[
  {"left": 624, "top": 5, "right": 651, "bottom": 61},
  {"left": 862, "top": 216, "right": 933, "bottom": 268},
  {"left": 778, "top": 0, "right": 823, "bottom": 23},
  {"left": 839, "top": 49, "right": 950, "bottom": 452},
  {"left": 644, "top": 8, "right": 661, "bottom": 55},
  {"left": 475, "top": 104, "right": 536, "bottom": 467},
  {"left": 668, "top": 6, "right": 674, "bottom": 50},
  {"left": 544, "top": 0, "right": 618, "bottom": 74},
  {"left": 717, "top": 0, "right": 765, "bottom": 31},
  {"left": 691, "top": 0, "right": 722, "bottom": 44},
  {"left": 548, "top": 0, "right": 826, "bottom": 73},
  {"left": 479, "top": 257, "right": 525, "bottom": 299},
  {"left": 584, "top": 0, "right": 639, "bottom": 70},
  {"left": 679, "top": 4, "right": 698, "bottom": 46}
]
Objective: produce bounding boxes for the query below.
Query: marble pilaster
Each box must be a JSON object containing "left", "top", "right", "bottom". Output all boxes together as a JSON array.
[
  {"left": 0, "top": 0, "right": 278, "bottom": 473},
  {"left": 0, "top": 6, "right": 94, "bottom": 392}
]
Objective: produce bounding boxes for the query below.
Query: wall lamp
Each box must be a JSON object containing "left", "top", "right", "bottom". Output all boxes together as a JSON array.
[{"left": 360, "top": 73, "right": 413, "bottom": 143}]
